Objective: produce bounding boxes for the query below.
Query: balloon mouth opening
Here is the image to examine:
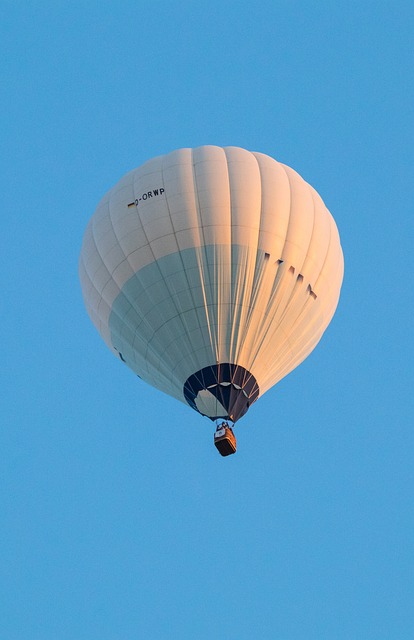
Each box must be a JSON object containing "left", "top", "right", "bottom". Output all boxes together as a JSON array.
[{"left": 183, "top": 363, "right": 259, "bottom": 423}]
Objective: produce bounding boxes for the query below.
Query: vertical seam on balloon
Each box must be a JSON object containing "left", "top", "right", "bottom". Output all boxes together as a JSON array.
[
  {"left": 318, "top": 234, "right": 343, "bottom": 325},
  {"left": 223, "top": 148, "right": 250, "bottom": 366},
  {"left": 223, "top": 147, "right": 238, "bottom": 364},
  {"left": 325, "top": 263, "right": 343, "bottom": 325},
  {"left": 279, "top": 164, "right": 294, "bottom": 263},
  {"left": 309, "top": 189, "right": 330, "bottom": 289},
  {"left": 190, "top": 148, "right": 217, "bottom": 363},
  {"left": 223, "top": 149, "right": 237, "bottom": 365},
  {"left": 313, "top": 211, "right": 336, "bottom": 326},
  {"left": 215, "top": 146, "right": 231, "bottom": 365},
  {"left": 154, "top": 152, "right": 205, "bottom": 384},
  {"left": 239, "top": 152, "right": 269, "bottom": 363},
  {"left": 300, "top": 182, "right": 318, "bottom": 283}
]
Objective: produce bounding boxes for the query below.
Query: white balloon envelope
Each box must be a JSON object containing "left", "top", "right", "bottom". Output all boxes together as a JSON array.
[{"left": 79, "top": 146, "right": 343, "bottom": 424}]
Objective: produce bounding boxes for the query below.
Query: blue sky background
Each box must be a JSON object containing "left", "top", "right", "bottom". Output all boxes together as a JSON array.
[{"left": 2, "top": 2, "right": 413, "bottom": 638}]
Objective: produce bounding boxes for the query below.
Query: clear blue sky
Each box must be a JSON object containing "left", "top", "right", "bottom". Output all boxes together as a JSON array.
[{"left": 2, "top": 2, "right": 413, "bottom": 639}]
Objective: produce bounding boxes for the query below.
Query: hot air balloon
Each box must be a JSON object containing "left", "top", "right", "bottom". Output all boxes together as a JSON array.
[{"left": 79, "top": 146, "right": 343, "bottom": 455}]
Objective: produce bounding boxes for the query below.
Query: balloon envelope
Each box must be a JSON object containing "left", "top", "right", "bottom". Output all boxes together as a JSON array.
[{"left": 79, "top": 146, "right": 343, "bottom": 422}]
